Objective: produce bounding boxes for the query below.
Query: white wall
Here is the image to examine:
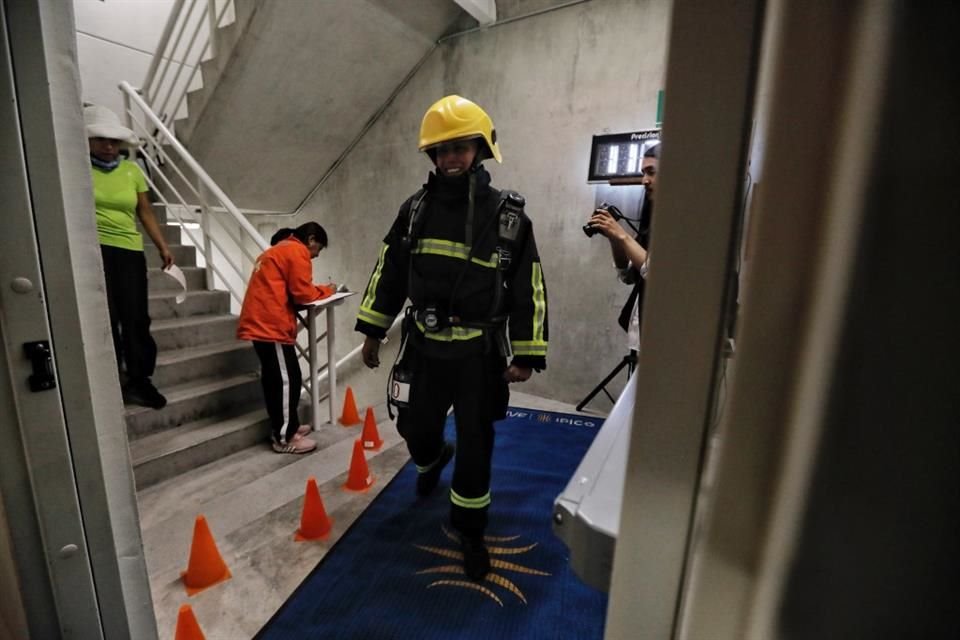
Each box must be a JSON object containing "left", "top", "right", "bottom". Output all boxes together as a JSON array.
[
  {"left": 73, "top": 0, "right": 173, "bottom": 114},
  {"left": 73, "top": 0, "right": 216, "bottom": 120}
]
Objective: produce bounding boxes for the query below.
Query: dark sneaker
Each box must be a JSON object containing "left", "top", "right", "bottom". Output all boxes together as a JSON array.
[
  {"left": 272, "top": 434, "right": 317, "bottom": 454},
  {"left": 416, "top": 442, "right": 455, "bottom": 497},
  {"left": 462, "top": 535, "right": 490, "bottom": 581},
  {"left": 123, "top": 379, "right": 167, "bottom": 409}
]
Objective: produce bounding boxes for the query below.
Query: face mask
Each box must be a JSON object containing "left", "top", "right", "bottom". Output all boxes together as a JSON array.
[{"left": 90, "top": 154, "right": 120, "bottom": 171}]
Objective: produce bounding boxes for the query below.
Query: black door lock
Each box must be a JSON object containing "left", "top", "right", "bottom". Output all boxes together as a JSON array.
[{"left": 23, "top": 341, "right": 56, "bottom": 392}]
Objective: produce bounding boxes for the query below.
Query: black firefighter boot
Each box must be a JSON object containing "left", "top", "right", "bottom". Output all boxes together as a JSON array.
[{"left": 462, "top": 535, "right": 490, "bottom": 581}]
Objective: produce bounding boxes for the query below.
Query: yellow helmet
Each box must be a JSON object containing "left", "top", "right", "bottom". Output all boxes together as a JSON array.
[{"left": 418, "top": 95, "right": 502, "bottom": 163}]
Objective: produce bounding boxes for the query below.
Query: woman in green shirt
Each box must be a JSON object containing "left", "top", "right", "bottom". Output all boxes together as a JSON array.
[{"left": 85, "top": 105, "right": 173, "bottom": 409}]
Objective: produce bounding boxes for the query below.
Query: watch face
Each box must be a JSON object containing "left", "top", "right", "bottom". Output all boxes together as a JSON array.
[{"left": 588, "top": 130, "right": 660, "bottom": 182}]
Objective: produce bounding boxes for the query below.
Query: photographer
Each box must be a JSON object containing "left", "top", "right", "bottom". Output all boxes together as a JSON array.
[{"left": 586, "top": 142, "right": 659, "bottom": 351}]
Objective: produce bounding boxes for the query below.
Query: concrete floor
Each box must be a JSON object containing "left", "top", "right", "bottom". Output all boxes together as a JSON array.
[{"left": 138, "top": 381, "right": 602, "bottom": 639}]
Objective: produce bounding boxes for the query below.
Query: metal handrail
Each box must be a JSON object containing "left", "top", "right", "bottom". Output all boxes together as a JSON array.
[
  {"left": 119, "top": 81, "right": 386, "bottom": 408},
  {"left": 121, "top": 81, "right": 268, "bottom": 252}
]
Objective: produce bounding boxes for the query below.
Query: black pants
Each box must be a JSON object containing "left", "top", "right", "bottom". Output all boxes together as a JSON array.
[
  {"left": 100, "top": 245, "right": 157, "bottom": 382},
  {"left": 252, "top": 341, "right": 302, "bottom": 444},
  {"left": 397, "top": 347, "right": 509, "bottom": 536}
]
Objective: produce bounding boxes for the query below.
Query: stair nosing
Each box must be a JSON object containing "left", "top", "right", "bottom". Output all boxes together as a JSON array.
[
  {"left": 124, "top": 371, "right": 259, "bottom": 418},
  {"left": 148, "top": 289, "right": 226, "bottom": 302},
  {"left": 151, "top": 313, "right": 236, "bottom": 330},
  {"left": 155, "top": 340, "right": 250, "bottom": 365},
  {"left": 130, "top": 409, "right": 268, "bottom": 466}
]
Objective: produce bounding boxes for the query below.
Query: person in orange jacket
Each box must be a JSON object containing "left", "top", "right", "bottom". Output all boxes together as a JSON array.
[{"left": 237, "top": 222, "right": 335, "bottom": 453}]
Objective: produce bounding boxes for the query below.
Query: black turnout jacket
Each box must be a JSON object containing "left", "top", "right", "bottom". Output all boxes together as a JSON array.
[{"left": 355, "top": 166, "right": 548, "bottom": 370}]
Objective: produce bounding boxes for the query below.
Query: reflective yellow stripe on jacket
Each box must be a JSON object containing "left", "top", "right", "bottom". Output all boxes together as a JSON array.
[
  {"left": 413, "top": 238, "right": 498, "bottom": 269},
  {"left": 358, "top": 243, "right": 392, "bottom": 328},
  {"left": 511, "top": 261, "right": 548, "bottom": 356}
]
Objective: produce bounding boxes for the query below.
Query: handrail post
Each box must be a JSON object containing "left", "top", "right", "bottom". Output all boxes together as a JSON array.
[
  {"left": 326, "top": 307, "right": 337, "bottom": 426},
  {"left": 308, "top": 307, "right": 320, "bottom": 429},
  {"left": 206, "top": 0, "right": 219, "bottom": 59},
  {"left": 198, "top": 180, "right": 213, "bottom": 290},
  {"left": 122, "top": 90, "right": 133, "bottom": 130}
]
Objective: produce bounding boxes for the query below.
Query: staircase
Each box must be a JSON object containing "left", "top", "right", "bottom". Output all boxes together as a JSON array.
[{"left": 126, "top": 220, "right": 268, "bottom": 490}]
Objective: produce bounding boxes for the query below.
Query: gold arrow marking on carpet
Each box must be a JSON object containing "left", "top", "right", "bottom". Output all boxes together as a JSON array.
[
  {"left": 490, "top": 558, "right": 551, "bottom": 576},
  {"left": 427, "top": 580, "right": 503, "bottom": 606},
  {"left": 485, "top": 573, "right": 527, "bottom": 604}
]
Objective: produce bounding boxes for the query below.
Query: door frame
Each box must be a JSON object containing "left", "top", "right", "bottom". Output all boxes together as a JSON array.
[{"left": 0, "top": 0, "right": 156, "bottom": 637}]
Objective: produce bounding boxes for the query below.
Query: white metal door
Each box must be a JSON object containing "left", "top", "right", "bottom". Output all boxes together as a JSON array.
[{"left": 0, "top": 2, "right": 104, "bottom": 637}]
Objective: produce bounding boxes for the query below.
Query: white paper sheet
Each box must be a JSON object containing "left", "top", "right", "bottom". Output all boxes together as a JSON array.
[{"left": 162, "top": 264, "right": 188, "bottom": 304}]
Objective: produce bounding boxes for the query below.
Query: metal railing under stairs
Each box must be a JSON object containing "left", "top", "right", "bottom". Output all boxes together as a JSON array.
[
  {"left": 119, "top": 81, "right": 348, "bottom": 426},
  {"left": 141, "top": 0, "right": 234, "bottom": 135}
]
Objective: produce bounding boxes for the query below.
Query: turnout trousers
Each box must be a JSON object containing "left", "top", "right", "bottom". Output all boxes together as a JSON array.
[
  {"left": 100, "top": 245, "right": 157, "bottom": 382},
  {"left": 397, "top": 346, "right": 509, "bottom": 536},
  {"left": 252, "top": 341, "right": 303, "bottom": 444}
]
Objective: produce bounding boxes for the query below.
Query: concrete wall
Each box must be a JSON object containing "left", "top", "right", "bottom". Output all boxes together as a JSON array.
[
  {"left": 188, "top": 0, "right": 465, "bottom": 211},
  {"left": 279, "top": 0, "right": 672, "bottom": 405}
]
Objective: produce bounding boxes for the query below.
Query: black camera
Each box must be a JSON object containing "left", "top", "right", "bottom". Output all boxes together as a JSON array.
[{"left": 583, "top": 203, "right": 623, "bottom": 238}]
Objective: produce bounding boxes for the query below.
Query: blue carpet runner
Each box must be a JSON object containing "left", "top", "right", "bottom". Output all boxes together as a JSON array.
[{"left": 256, "top": 407, "right": 608, "bottom": 640}]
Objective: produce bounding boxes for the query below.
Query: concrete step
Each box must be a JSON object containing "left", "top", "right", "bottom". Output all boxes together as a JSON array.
[
  {"left": 146, "top": 243, "right": 197, "bottom": 269},
  {"left": 159, "top": 223, "right": 181, "bottom": 244},
  {"left": 130, "top": 409, "right": 269, "bottom": 490},
  {"left": 148, "top": 289, "right": 231, "bottom": 321},
  {"left": 151, "top": 314, "right": 237, "bottom": 351},
  {"left": 125, "top": 372, "right": 261, "bottom": 439},
  {"left": 147, "top": 265, "right": 205, "bottom": 292},
  {"left": 152, "top": 340, "right": 258, "bottom": 388}
]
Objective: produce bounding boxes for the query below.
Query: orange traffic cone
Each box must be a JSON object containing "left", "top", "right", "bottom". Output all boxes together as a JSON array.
[
  {"left": 295, "top": 476, "right": 333, "bottom": 541},
  {"left": 174, "top": 604, "right": 206, "bottom": 640},
  {"left": 338, "top": 386, "right": 361, "bottom": 426},
  {"left": 343, "top": 438, "right": 375, "bottom": 492},
  {"left": 181, "top": 515, "right": 231, "bottom": 596},
  {"left": 360, "top": 407, "right": 384, "bottom": 451}
]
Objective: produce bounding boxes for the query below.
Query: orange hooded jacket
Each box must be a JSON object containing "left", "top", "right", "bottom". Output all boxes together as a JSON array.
[{"left": 237, "top": 237, "right": 335, "bottom": 344}]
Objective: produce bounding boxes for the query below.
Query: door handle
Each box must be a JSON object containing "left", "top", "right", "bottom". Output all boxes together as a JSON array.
[{"left": 23, "top": 341, "right": 56, "bottom": 392}]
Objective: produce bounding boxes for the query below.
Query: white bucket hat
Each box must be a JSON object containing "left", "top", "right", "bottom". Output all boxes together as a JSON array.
[{"left": 84, "top": 104, "right": 138, "bottom": 146}]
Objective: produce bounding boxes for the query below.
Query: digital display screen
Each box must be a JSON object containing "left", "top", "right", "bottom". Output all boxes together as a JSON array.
[{"left": 587, "top": 129, "right": 661, "bottom": 183}]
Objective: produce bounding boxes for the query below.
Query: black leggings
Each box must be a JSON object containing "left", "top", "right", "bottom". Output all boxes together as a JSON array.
[
  {"left": 100, "top": 245, "right": 157, "bottom": 382},
  {"left": 252, "top": 341, "right": 302, "bottom": 444}
]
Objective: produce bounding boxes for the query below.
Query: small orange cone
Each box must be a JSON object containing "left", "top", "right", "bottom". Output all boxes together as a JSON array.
[
  {"left": 295, "top": 476, "right": 333, "bottom": 541},
  {"left": 343, "top": 438, "right": 375, "bottom": 492},
  {"left": 360, "top": 407, "right": 384, "bottom": 451},
  {"left": 338, "top": 386, "right": 361, "bottom": 426},
  {"left": 181, "top": 515, "right": 231, "bottom": 596},
  {"left": 174, "top": 604, "right": 206, "bottom": 640}
]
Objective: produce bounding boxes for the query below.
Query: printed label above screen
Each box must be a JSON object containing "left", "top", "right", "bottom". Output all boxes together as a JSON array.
[{"left": 587, "top": 129, "right": 661, "bottom": 183}]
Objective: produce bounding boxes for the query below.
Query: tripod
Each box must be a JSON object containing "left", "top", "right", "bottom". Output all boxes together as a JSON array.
[{"left": 576, "top": 350, "right": 637, "bottom": 411}]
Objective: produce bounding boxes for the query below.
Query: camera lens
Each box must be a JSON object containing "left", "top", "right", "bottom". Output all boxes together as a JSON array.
[{"left": 582, "top": 223, "right": 598, "bottom": 238}]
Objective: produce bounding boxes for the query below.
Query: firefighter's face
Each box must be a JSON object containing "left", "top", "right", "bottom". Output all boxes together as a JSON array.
[{"left": 434, "top": 139, "right": 479, "bottom": 177}]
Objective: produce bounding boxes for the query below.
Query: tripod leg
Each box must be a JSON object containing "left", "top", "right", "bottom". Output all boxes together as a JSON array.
[{"left": 576, "top": 356, "right": 630, "bottom": 412}]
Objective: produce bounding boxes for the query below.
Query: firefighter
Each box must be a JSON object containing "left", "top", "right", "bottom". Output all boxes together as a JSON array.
[{"left": 355, "top": 95, "right": 549, "bottom": 581}]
